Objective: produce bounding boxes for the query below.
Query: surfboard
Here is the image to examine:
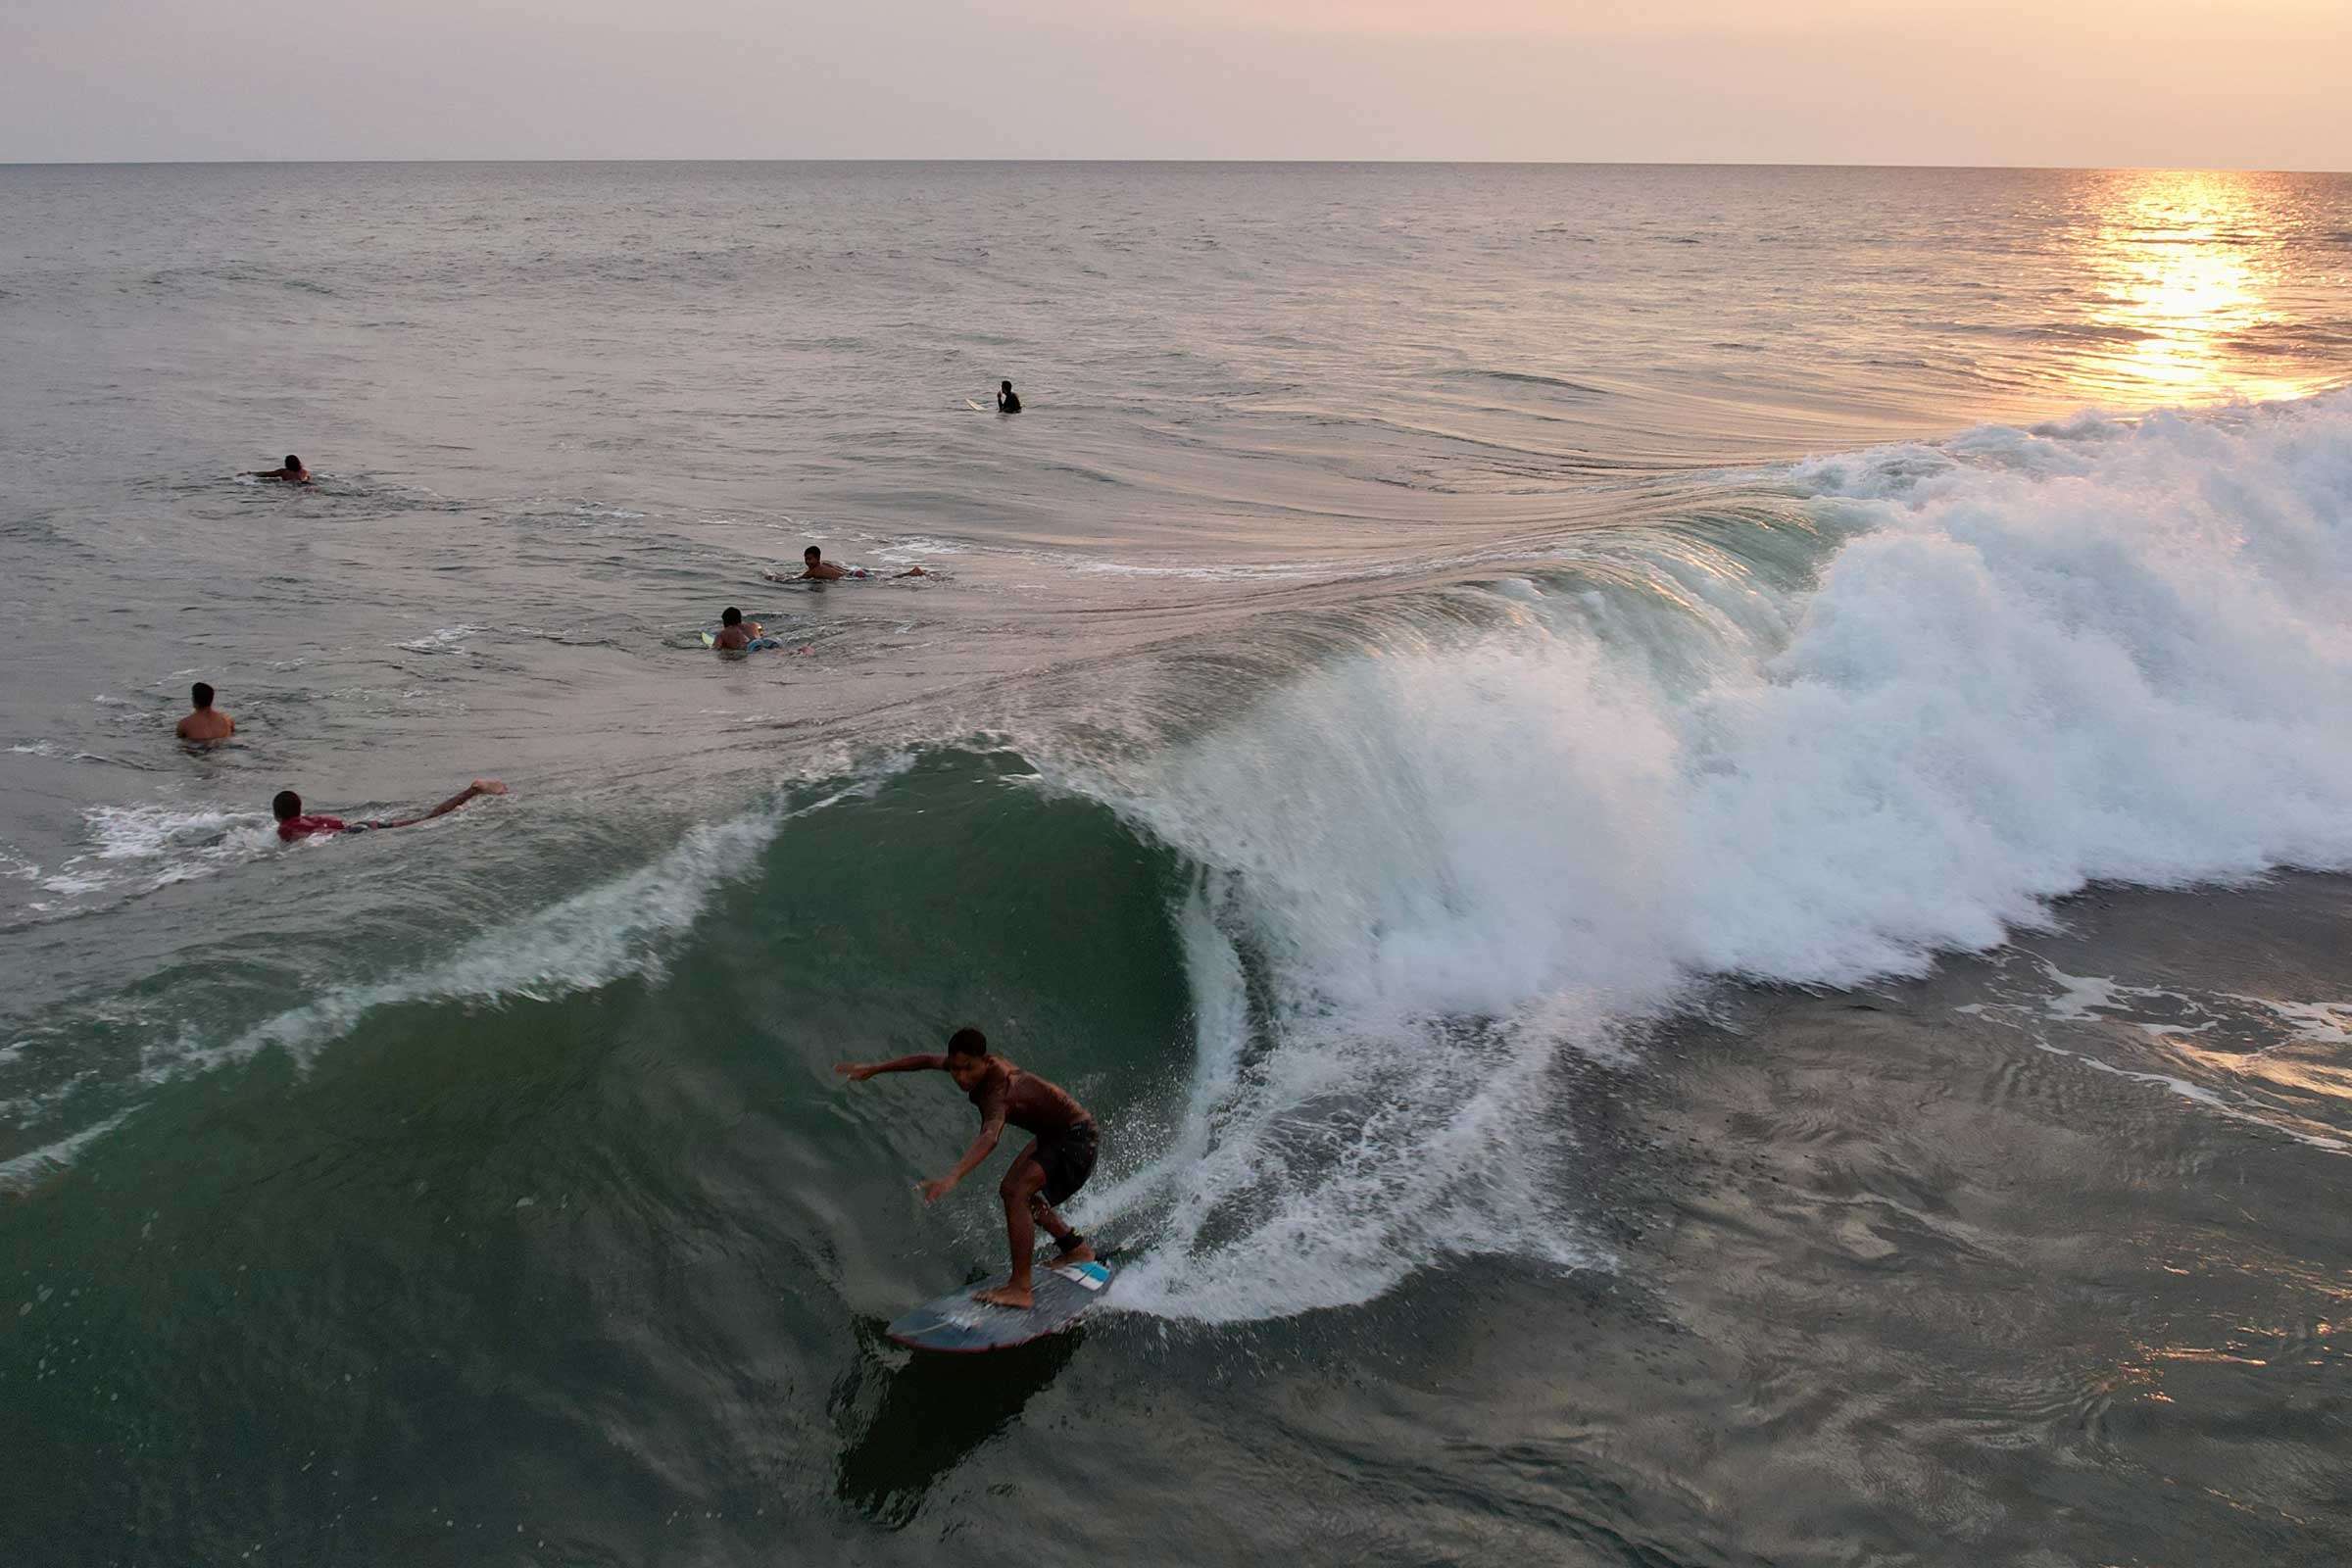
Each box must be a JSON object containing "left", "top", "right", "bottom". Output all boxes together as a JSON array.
[
  {"left": 965, "top": 398, "right": 988, "bottom": 412},
  {"left": 887, "top": 1256, "right": 1116, "bottom": 1353},
  {"left": 700, "top": 630, "right": 716, "bottom": 648}
]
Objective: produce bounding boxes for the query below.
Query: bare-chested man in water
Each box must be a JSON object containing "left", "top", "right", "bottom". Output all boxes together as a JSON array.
[
  {"left": 836, "top": 1026, "right": 1099, "bottom": 1309},
  {"left": 176, "top": 682, "right": 234, "bottom": 744}
]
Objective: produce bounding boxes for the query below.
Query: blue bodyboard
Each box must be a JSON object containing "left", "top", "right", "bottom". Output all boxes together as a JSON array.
[{"left": 887, "top": 1258, "right": 1116, "bottom": 1353}]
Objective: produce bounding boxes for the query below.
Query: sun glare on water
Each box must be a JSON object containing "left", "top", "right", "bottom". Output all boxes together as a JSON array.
[{"left": 2076, "top": 170, "right": 2317, "bottom": 406}]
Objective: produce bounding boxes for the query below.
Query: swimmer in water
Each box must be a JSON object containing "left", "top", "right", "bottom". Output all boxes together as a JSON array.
[
  {"left": 248, "top": 455, "right": 311, "bottom": 484},
  {"left": 996, "top": 380, "right": 1021, "bottom": 414},
  {"left": 271, "top": 779, "right": 506, "bottom": 842},
  {"left": 711, "top": 606, "right": 775, "bottom": 651},
  {"left": 175, "top": 681, "right": 234, "bottom": 744},
  {"left": 794, "top": 546, "right": 924, "bottom": 581}
]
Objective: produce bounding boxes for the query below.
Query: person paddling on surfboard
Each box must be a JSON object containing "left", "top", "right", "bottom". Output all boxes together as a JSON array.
[
  {"left": 712, "top": 606, "right": 782, "bottom": 651},
  {"left": 793, "top": 544, "right": 924, "bottom": 581},
  {"left": 836, "top": 1026, "right": 1098, "bottom": 1310},
  {"left": 271, "top": 779, "right": 506, "bottom": 842}
]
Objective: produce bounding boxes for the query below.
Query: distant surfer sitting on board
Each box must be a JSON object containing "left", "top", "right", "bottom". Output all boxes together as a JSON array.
[
  {"left": 271, "top": 779, "right": 506, "bottom": 842},
  {"left": 836, "top": 1027, "right": 1098, "bottom": 1309},
  {"left": 996, "top": 380, "right": 1021, "bottom": 414},
  {"left": 248, "top": 455, "right": 311, "bottom": 484},
  {"left": 794, "top": 545, "right": 923, "bottom": 581}
]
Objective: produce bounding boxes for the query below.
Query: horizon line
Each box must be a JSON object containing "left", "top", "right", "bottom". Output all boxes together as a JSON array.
[{"left": 1, "top": 157, "right": 2344, "bottom": 175}]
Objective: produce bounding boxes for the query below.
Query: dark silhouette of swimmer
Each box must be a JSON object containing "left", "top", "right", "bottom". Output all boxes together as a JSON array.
[
  {"left": 996, "top": 381, "right": 1021, "bottom": 414},
  {"left": 248, "top": 455, "right": 311, "bottom": 484},
  {"left": 176, "top": 681, "right": 234, "bottom": 744},
  {"left": 271, "top": 780, "right": 505, "bottom": 842}
]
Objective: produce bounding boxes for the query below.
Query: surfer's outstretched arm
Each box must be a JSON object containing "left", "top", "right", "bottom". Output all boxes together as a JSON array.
[
  {"left": 835, "top": 1054, "right": 945, "bottom": 1081},
  {"left": 919, "top": 1110, "right": 1005, "bottom": 1203}
]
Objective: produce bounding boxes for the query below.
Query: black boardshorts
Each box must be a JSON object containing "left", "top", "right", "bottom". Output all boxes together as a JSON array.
[{"left": 1033, "top": 1120, "right": 1099, "bottom": 1206}]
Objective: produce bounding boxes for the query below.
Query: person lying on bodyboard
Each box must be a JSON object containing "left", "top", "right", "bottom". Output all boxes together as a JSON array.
[
  {"left": 836, "top": 1026, "right": 1098, "bottom": 1309},
  {"left": 792, "top": 544, "right": 924, "bottom": 581}
]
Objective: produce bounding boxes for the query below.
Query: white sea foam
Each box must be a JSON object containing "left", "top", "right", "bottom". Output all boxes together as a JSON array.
[
  {"left": 83, "top": 806, "right": 255, "bottom": 861},
  {"left": 0, "top": 1110, "right": 136, "bottom": 1194},
  {"left": 1067, "top": 392, "right": 2352, "bottom": 1321},
  {"left": 876, "top": 535, "right": 968, "bottom": 561},
  {"left": 29, "top": 806, "right": 275, "bottom": 902},
  {"left": 392, "top": 624, "right": 488, "bottom": 653}
]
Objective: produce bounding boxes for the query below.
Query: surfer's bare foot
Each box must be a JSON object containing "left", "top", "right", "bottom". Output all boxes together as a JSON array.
[
  {"left": 973, "top": 1283, "right": 1033, "bottom": 1309},
  {"left": 1051, "top": 1241, "right": 1096, "bottom": 1264}
]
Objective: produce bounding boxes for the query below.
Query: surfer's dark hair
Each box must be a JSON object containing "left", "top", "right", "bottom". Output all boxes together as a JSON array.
[
  {"left": 947, "top": 1027, "right": 988, "bottom": 1057},
  {"left": 721, "top": 607, "right": 742, "bottom": 626},
  {"left": 271, "top": 790, "right": 301, "bottom": 821},
  {"left": 191, "top": 682, "right": 215, "bottom": 709},
  {"left": 284, "top": 456, "right": 301, "bottom": 468},
  {"left": 804, "top": 545, "right": 822, "bottom": 560}
]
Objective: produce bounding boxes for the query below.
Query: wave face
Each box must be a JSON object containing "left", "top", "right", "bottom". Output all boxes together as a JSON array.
[{"left": 1037, "top": 393, "right": 2352, "bottom": 1319}]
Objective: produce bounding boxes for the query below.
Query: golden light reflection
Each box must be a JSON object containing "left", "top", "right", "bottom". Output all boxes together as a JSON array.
[
  {"left": 2076, "top": 171, "right": 2313, "bottom": 406},
  {"left": 2164, "top": 1035, "right": 2352, "bottom": 1104}
]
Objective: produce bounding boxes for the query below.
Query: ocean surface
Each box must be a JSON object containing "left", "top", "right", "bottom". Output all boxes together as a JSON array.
[{"left": 5, "top": 162, "right": 2352, "bottom": 1565}]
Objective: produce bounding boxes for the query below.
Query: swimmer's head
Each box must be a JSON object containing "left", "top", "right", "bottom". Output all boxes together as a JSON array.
[
  {"left": 721, "top": 607, "right": 743, "bottom": 627},
  {"left": 1001, "top": 381, "right": 1012, "bottom": 393},
  {"left": 804, "top": 546, "right": 822, "bottom": 563},
  {"left": 283, "top": 456, "right": 302, "bottom": 471},
  {"left": 191, "top": 682, "right": 215, "bottom": 710},
  {"left": 271, "top": 790, "right": 302, "bottom": 822}
]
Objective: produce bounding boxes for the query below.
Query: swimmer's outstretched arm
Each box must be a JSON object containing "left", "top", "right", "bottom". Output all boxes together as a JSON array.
[
  {"left": 372, "top": 778, "right": 507, "bottom": 830},
  {"left": 835, "top": 1055, "right": 946, "bottom": 1081}
]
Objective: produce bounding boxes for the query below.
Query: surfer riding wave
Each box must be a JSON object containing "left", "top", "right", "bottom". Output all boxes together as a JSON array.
[{"left": 837, "top": 1026, "right": 1098, "bottom": 1309}]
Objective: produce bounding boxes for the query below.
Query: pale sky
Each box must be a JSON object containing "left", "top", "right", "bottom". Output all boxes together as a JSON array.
[{"left": 1, "top": 0, "right": 2344, "bottom": 167}]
